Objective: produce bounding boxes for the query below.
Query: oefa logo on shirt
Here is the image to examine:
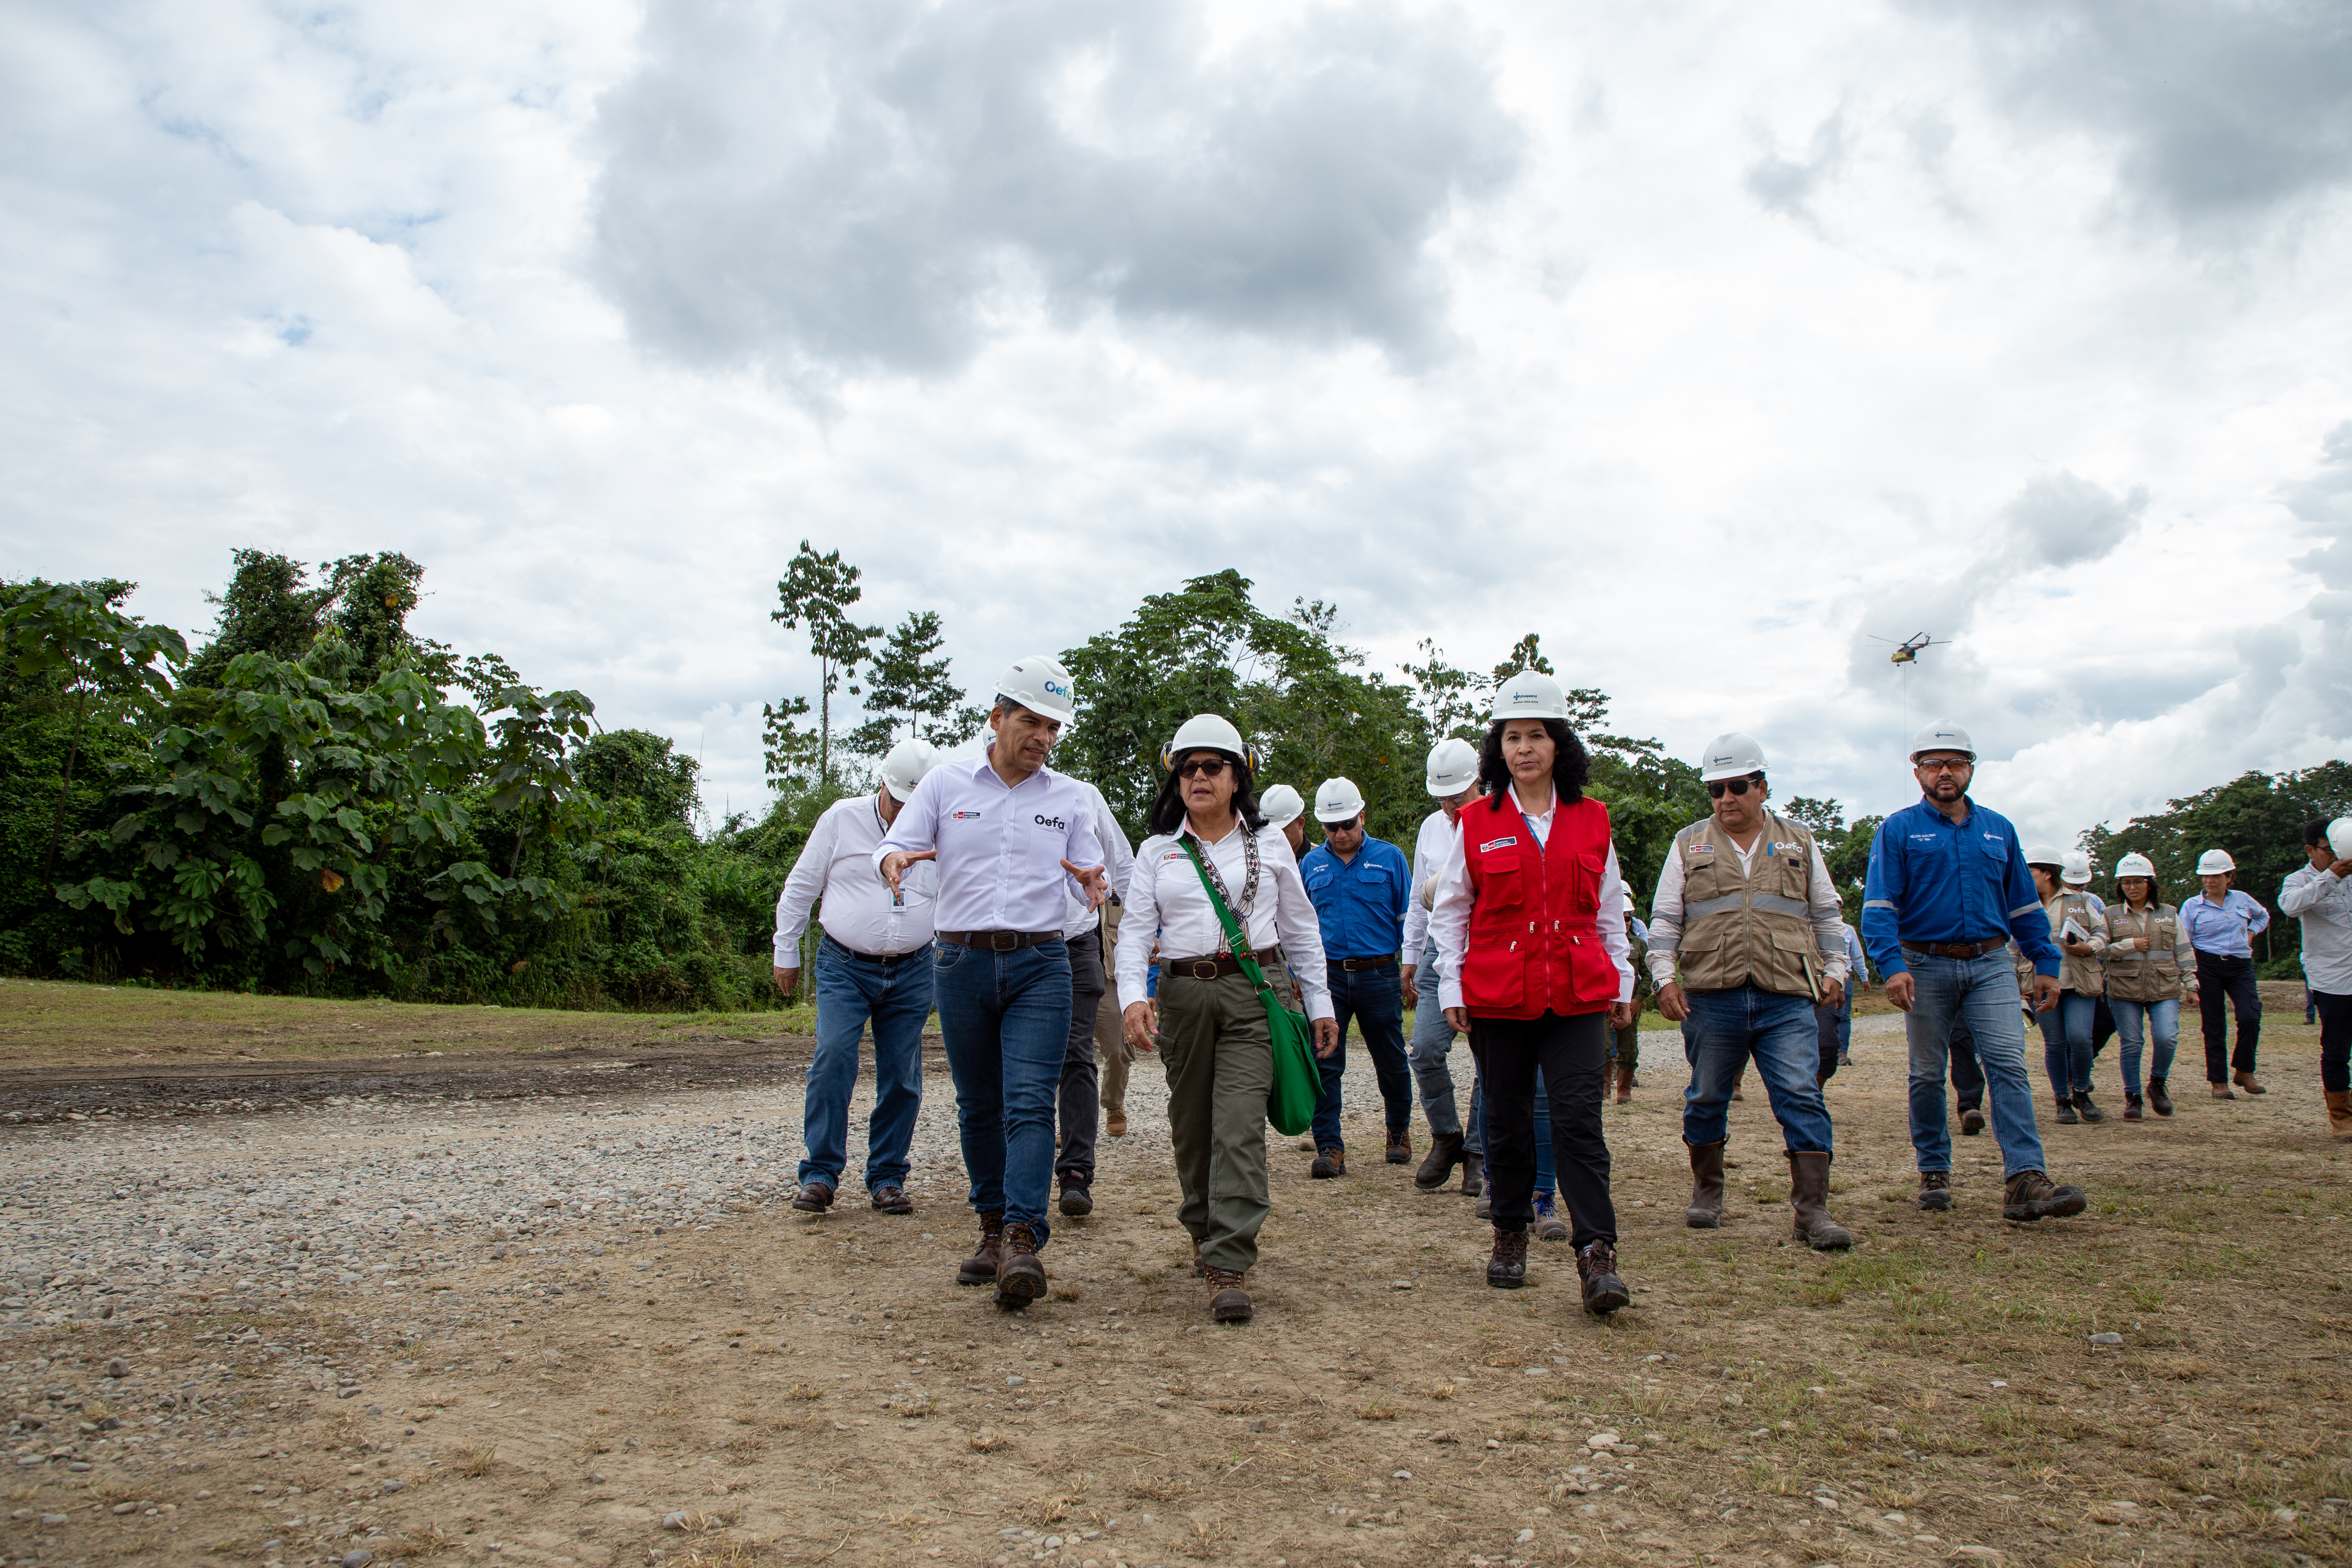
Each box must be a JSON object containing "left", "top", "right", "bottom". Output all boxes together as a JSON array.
[{"left": 1033, "top": 814, "right": 1066, "bottom": 831}]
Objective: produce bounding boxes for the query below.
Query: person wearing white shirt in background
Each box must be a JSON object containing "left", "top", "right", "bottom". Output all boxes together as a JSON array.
[
  {"left": 1401, "top": 738, "right": 1485, "bottom": 1194},
  {"left": 772, "top": 736, "right": 944, "bottom": 1218},
  {"left": 1815, "top": 919, "right": 1870, "bottom": 1080},
  {"left": 1118, "top": 715, "right": 1337, "bottom": 1324},
  {"left": 2026, "top": 846, "right": 2110, "bottom": 1124},
  {"left": 875, "top": 657, "right": 1109, "bottom": 1311},
  {"left": 2282, "top": 818, "right": 2352, "bottom": 1141},
  {"left": 1430, "top": 672, "right": 1638, "bottom": 1315},
  {"left": 1050, "top": 780, "right": 1136, "bottom": 1217},
  {"left": 2180, "top": 848, "right": 2272, "bottom": 1099},
  {"left": 1260, "top": 784, "right": 1310, "bottom": 864}
]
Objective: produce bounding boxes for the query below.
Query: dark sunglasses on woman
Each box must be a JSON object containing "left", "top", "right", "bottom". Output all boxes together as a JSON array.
[{"left": 1178, "top": 758, "right": 1230, "bottom": 779}]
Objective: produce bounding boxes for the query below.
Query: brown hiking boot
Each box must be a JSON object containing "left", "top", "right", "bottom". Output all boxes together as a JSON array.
[
  {"left": 1915, "top": 1171, "right": 1953, "bottom": 1212},
  {"left": 1486, "top": 1226, "right": 1528, "bottom": 1289},
  {"left": 956, "top": 1212, "right": 1005, "bottom": 1286},
  {"left": 1414, "top": 1132, "right": 1465, "bottom": 1190},
  {"left": 1959, "top": 1107, "right": 1988, "bottom": 1136},
  {"left": 1204, "top": 1266, "right": 1252, "bottom": 1323},
  {"left": 1310, "top": 1146, "right": 1346, "bottom": 1179},
  {"left": 2328, "top": 1090, "right": 2352, "bottom": 1142},
  {"left": 2210, "top": 1081, "right": 2235, "bottom": 1099},
  {"left": 2001, "top": 1169, "right": 2087, "bottom": 1222},
  {"left": 1575, "top": 1240, "right": 1629, "bottom": 1316},
  {"left": 2148, "top": 1078, "right": 2174, "bottom": 1116},
  {"left": 993, "top": 1222, "right": 1047, "bottom": 1309},
  {"left": 2234, "top": 1071, "right": 2267, "bottom": 1096},
  {"left": 791, "top": 1179, "right": 836, "bottom": 1213},
  {"left": 1457, "top": 1150, "right": 1484, "bottom": 1195},
  {"left": 1614, "top": 1063, "right": 1634, "bottom": 1104},
  {"left": 1786, "top": 1150, "right": 1852, "bottom": 1250},
  {"left": 1105, "top": 1105, "right": 1129, "bottom": 1138},
  {"left": 1386, "top": 1129, "right": 1413, "bottom": 1164},
  {"left": 1684, "top": 1139, "right": 1725, "bottom": 1229}
]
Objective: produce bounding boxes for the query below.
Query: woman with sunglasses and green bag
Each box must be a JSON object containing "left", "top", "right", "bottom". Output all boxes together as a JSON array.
[{"left": 1118, "top": 715, "right": 1339, "bottom": 1323}]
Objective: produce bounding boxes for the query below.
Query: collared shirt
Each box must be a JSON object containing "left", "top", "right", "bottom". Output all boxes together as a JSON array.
[
  {"left": 1060, "top": 780, "right": 1136, "bottom": 940},
  {"left": 1116, "top": 818, "right": 1333, "bottom": 1020},
  {"left": 1645, "top": 819, "right": 1849, "bottom": 991},
  {"left": 1300, "top": 833, "right": 1412, "bottom": 960},
  {"left": 1401, "top": 808, "right": 1459, "bottom": 959},
  {"left": 1838, "top": 922, "right": 1868, "bottom": 984},
  {"left": 773, "top": 792, "right": 938, "bottom": 962},
  {"left": 2178, "top": 887, "right": 2271, "bottom": 958},
  {"left": 1427, "top": 794, "right": 1635, "bottom": 1012},
  {"left": 871, "top": 751, "right": 1103, "bottom": 934},
  {"left": 2282, "top": 863, "right": 2352, "bottom": 993},
  {"left": 1861, "top": 796, "right": 2059, "bottom": 980}
]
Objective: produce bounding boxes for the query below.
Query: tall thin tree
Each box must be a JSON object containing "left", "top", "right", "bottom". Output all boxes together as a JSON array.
[{"left": 770, "top": 542, "right": 879, "bottom": 789}]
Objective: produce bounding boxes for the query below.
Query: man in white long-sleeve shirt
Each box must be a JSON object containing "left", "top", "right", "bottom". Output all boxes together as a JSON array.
[
  {"left": 772, "top": 738, "right": 943, "bottom": 1217},
  {"left": 1648, "top": 733, "right": 1853, "bottom": 1250},
  {"left": 1400, "top": 738, "right": 1485, "bottom": 1193},
  {"left": 2283, "top": 818, "right": 2352, "bottom": 1140},
  {"left": 1051, "top": 782, "right": 1136, "bottom": 1215}
]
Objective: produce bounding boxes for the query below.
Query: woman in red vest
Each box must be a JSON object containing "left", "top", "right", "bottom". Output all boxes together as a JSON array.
[{"left": 1430, "top": 671, "right": 1637, "bottom": 1315}]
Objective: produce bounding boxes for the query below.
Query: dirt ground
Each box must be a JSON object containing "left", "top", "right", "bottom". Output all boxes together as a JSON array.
[{"left": 5, "top": 979, "right": 2349, "bottom": 1568}]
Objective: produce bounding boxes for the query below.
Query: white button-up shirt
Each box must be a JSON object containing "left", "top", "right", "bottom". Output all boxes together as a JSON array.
[
  {"left": 1400, "top": 806, "right": 1459, "bottom": 959},
  {"left": 1645, "top": 821, "right": 1850, "bottom": 992},
  {"left": 1427, "top": 794, "right": 1635, "bottom": 1013},
  {"left": 773, "top": 791, "right": 937, "bottom": 962},
  {"left": 2282, "top": 862, "right": 2352, "bottom": 994},
  {"left": 872, "top": 751, "right": 1104, "bottom": 935},
  {"left": 1118, "top": 818, "right": 1334, "bottom": 1021},
  {"left": 1061, "top": 780, "right": 1136, "bottom": 940}
]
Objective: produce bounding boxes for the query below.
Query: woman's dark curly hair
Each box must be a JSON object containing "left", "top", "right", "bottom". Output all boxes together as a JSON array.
[
  {"left": 1475, "top": 717, "right": 1589, "bottom": 810},
  {"left": 1148, "top": 748, "right": 1266, "bottom": 836}
]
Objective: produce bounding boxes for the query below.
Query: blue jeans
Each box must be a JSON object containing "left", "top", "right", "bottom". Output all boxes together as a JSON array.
[
  {"left": 1408, "top": 938, "right": 1483, "bottom": 1152},
  {"left": 1901, "top": 949, "right": 2050, "bottom": 1179},
  {"left": 2107, "top": 997, "right": 2179, "bottom": 1093},
  {"left": 1311, "top": 963, "right": 1414, "bottom": 1152},
  {"left": 1681, "top": 986, "right": 1835, "bottom": 1154},
  {"left": 931, "top": 939, "right": 1072, "bottom": 1243},
  {"left": 799, "top": 936, "right": 933, "bottom": 1189},
  {"left": 2038, "top": 989, "right": 2098, "bottom": 1097}
]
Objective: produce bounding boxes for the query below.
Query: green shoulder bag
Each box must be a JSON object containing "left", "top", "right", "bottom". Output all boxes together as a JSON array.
[{"left": 1179, "top": 837, "right": 1321, "bottom": 1137}]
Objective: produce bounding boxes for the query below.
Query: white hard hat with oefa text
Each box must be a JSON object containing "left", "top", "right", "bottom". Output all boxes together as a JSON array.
[
  {"left": 2196, "top": 849, "right": 2236, "bottom": 876},
  {"left": 2114, "top": 851, "right": 2157, "bottom": 881},
  {"left": 994, "top": 655, "right": 1078, "bottom": 723}
]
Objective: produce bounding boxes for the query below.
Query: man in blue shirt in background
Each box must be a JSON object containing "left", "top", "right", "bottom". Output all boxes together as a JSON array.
[
  {"left": 1862, "top": 722, "right": 2089, "bottom": 1222},
  {"left": 1302, "top": 777, "right": 1416, "bottom": 1177}
]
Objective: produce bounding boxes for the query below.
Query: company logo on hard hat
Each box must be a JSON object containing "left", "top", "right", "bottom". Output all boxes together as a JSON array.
[
  {"left": 1045, "top": 678, "right": 1071, "bottom": 698},
  {"left": 1508, "top": 690, "right": 1541, "bottom": 706},
  {"left": 1710, "top": 753, "right": 1735, "bottom": 769}
]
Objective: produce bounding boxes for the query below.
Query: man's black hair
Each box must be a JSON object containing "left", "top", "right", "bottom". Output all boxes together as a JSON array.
[
  {"left": 1148, "top": 749, "right": 1265, "bottom": 836},
  {"left": 2308, "top": 818, "right": 2334, "bottom": 848},
  {"left": 1475, "top": 717, "right": 1589, "bottom": 807}
]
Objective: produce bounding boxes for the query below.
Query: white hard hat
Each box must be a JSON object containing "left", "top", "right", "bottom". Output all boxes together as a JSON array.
[
  {"left": 2114, "top": 851, "right": 2156, "bottom": 880},
  {"left": 2196, "top": 848, "right": 2236, "bottom": 876},
  {"left": 2024, "top": 844, "right": 2064, "bottom": 868},
  {"left": 2060, "top": 850, "right": 2092, "bottom": 886},
  {"left": 1259, "top": 784, "right": 1305, "bottom": 829},
  {"left": 1314, "top": 776, "right": 1367, "bottom": 823},
  {"left": 993, "top": 655, "right": 1077, "bottom": 723},
  {"left": 1698, "top": 731, "right": 1767, "bottom": 784},
  {"left": 879, "top": 736, "right": 942, "bottom": 802},
  {"left": 2331, "top": 818, "right": 2352, "bottom": 861},
  {"left": 1425, "top": 738, "right": 1479, "bottom": 796},
  {"left": 1491, "top": 670, "right": 1569, "bottom": 724},
  {"left": 1160, "top": 713, "right": 1258, "bottom": 772},
  {"left": 1908, "top": 720, "right": 1976, "bottom": 762}
]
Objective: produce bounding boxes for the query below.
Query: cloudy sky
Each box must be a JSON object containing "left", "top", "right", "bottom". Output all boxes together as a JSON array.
[{"left": 5, "top": 0, "right": 2349, "bottom": 847}]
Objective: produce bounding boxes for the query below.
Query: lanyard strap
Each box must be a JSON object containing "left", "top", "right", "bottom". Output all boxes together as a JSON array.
[{"left": 1180, "top": 838, "right": 1278, "bottom": 1001}]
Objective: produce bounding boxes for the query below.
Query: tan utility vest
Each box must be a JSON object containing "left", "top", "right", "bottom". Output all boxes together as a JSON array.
[
  {"left": 1671, "top": 811, "right": 1822, "bottom": 997},
  {"left": 2102, "top": 900, "right": 2184, "bottom": 1002},
  {"left": 2041, "top": 890, "right": 2107, "bottom": 993}
]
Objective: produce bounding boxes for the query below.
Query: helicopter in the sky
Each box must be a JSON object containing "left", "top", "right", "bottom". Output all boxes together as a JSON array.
[{"left": 1870, "top": 631, "right": 1947, "bottom": 666}]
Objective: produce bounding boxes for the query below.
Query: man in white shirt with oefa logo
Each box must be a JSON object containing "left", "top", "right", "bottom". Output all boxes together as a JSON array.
[
  {"left": 877, "top": 656, "right": 1110, "bottom": 1311},
  {"left": 773, "top": 737, "right": 946, "bottom": 1218}
]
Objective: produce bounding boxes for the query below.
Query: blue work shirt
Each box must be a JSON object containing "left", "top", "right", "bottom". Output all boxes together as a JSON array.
[
  {"left": 2178, "top": 889, "right": 2270, "bottom": 957},
  {"left": 1300, "top": 834, "right": 1412, "bottom": 960},
  {"left": 1861, "top": 797, "right": 2059, "bottom": 980}
]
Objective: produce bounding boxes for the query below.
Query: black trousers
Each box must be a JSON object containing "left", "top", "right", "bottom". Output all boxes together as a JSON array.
[
  {"left": 1468, "top": 1009, "right": 1615, "bottom": 1247},
  {"left": 2195, "top": 950, "right": 2261, "bottom": 1081},
  {"left": 1055, "top": 928, "right": 1106, "bottom": 1183},
  {"left": 2317, "top": 990, "right": 2352, "bottom": 1094},
  {"left": 1950, "top": 1016, "right": 1984, "bottom": 1112}
]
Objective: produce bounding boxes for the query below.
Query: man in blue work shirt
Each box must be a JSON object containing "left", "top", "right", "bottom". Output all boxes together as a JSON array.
[
  {"left": 1862, "top": 722, "right": 2089, "bottom": 1223},
  {"left": 1302, "top": 776, "right": 1416, "bottom": 1176}
]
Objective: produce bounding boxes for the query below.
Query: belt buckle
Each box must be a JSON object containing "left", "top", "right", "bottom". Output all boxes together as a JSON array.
[
  {"left": 1183, "top": 959, "right": 1221, "bottom": 980},
  {"left": 986, "top": 931, "right": 1019, "bottom": 952}
]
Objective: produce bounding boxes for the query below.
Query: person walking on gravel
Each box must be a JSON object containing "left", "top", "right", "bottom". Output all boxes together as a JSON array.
[
  {"left": 1300, "top": 777, "right": 1416, "bottom": 1178},
  {"left": 2281, "top": 819, "right": 2352, "bottom": 1139},
  {"left": 2025, "top": 845, "right": 2109, "bottom": 1125},
  {"left": 1403, "top": 739, "right": 1487, "bottom": 1194},
  {"left": 1117, "top": 715, "right": 1337, "bottom": 1323},
  {"left": 2183, "top": 849, "right": 2271, "bottom": 1099},
  {"left": 2101, "top": 852, "right": 2190, "bottom": 1122},
  {"left": 875, "top": 657, "right": 1110, "bottom": 1311},
  {"left": 1861, "top": 722, "right": 2088, "bottom": 1223},
  {"left": 1430, "top": 671, "right": 1637, "bottom": 1314},
  {"left": 774, "top": 736, "right": 945, "bottom": 1218},
  {"left": 1648, "top": 732, "right": 1855, "bottom": 1251},
  {"left": 1051, "top": 779, "right": 1136, "bottom": 1218}
]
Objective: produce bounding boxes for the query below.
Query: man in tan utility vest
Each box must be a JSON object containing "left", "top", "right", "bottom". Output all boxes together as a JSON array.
[{"left": 1648, "top": 732, "right": 1855, "bottom": 1250}]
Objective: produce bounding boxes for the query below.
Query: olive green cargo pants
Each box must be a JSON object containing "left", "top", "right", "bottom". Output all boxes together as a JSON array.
[{"left": 1155, "top": 959, "right": 1287, "bottom": 1274}]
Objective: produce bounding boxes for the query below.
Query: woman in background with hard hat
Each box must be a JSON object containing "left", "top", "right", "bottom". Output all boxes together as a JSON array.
[
  {"left": 2025, "top": 846, "right": 2109, "bottom": 1124},
  {"left": 2180, "top": 849, "right": 2270, "bottom": 1098},
  {"left": 1403, "top": 738, "right": 1487, "bottom": 1194},
  {"left": 1116, "top": 715, "right": 1338, "bottom": 1323},
  {"left": 2101, "top": 852, "right": 2191, "bottom": 1120},
  {"left": 1260, "top": 784, "right": 1310, "bottom": 863},
  {"left": 1429, "top": 671, "right": 1638, "bottom": 1316}
]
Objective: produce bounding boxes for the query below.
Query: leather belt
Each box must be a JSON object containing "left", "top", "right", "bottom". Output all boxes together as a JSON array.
[
  {"left": 1906, "top": 939, "right": 2008, "bottom": 959},
  {"left": 1330, "top": 954, "right": 1398, "bottom": 972},
  {"left": 1162, "top": 946, "right": 1286, "bottom": 981},
  {"left": 824, "top": 936, "right": 929, "bottom": 965},
  {"left": 937, "top": 930, "right": 1063, "bottom": 951}
]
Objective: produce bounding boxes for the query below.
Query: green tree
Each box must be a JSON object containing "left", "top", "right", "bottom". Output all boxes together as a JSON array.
[
  {"left": 769, "top": 541, "right": 879, "bottom": 789},
  {"left": 1400, "top": 638, "right": 1488, "bottom": 743},
  {"left": 181, "top": 551, "right": 335, "bottom": 687},
  {"left": 848, "top": 610, "right": 984, "bottom": 757},
  {"left": 575, "top": 729, "right": 701, "bottom": 828}
]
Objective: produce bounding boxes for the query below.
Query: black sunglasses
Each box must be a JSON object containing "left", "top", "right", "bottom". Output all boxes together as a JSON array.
[
  {"left": 1177, "top": 758, "right": 1229, "bottom": 779},
  {"left": 1706, "top": 778, "right": 1757, "bottom": 799}
]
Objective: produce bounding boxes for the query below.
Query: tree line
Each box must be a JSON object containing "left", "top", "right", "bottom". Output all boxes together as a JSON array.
[{"left": 3, "top": 547, "right": 2341, "bottom": 1006}]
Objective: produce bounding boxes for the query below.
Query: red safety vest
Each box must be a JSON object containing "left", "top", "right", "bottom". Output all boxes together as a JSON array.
[{"left": 1459, "top": 792, "right": 1621, "bottom": 1020}]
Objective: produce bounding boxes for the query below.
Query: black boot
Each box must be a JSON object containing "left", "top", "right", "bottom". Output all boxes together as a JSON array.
[
  {"left": 2148, "top": 1078, "right": 2174, "bottom": 1117},
  {"left": 2122, "top": 1091, "right": 2144, "bottom": 1121},
  {"left": 2052, "top": 1096, "right": 2079, "bottom": 1126},
  {"left": 2073, "top": 1090, "right": 2105, "bottom": 1124},
  {"left": 1457, "top": 1151, "right": 1485, "bottom": 1196},
  {"left": 1414, "top": 1131, "right": 1464, "bottom": 1190}
]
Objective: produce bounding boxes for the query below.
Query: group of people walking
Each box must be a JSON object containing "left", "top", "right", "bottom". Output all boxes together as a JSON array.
[{"left": 773, "top": 653, "right": 2351, "bottom": 1327}]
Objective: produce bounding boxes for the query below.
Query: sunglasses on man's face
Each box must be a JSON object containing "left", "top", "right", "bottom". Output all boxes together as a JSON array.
[
  {"left": 1177, "top": 758, "right": 1229, "bottom": 779},
  {"left": 1706, "top": 778, "right": 1755, "bottom": 799},
  {"left": 1915, "top": 759, "right": 1972, "bottom": 775}
]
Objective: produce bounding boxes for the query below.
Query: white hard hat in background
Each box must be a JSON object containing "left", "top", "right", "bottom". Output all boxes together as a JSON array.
[
  {"left": 1699, "top": 731, "right": 1768, "bottom": 783},
  {"left": 1425, "top": 738, "right": 1479, "bottom": 796},
  {"left": 2114, "top": 851, "right": 2157, "bottom": 880},
  {"left": 1908, "top": 721, "right": 1977, "bottom": 762},
  {"left": 2196, "top": 848, "right": 2236, "bottom": 876},
  {"left": 1160, "top": 713, "right": 1258, "bottom": 772},
  {"left": 2024, "top": 844, "right": 2065, "bottom": 868},
  {"left": 2061, "top": 851, "right": 2093, "bottom": 885},
  {"left": 1491, "top": 670, "right": 1570, "bottom": 724},
  {"left": 2330, "top": 818, "right": 2352, "bottom": 861},
  {"left": 1259, "top": 784, "right": 1305, "bottom": 829},
  {"left": 993, "top": 655, "right": 1078, "bottom": 723},
  {"left": 879, "top": 737, "right": 943, "bottom": 802},
  {"left": 1314, "top": 777, "right": 1367, "bottom": 823}
]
